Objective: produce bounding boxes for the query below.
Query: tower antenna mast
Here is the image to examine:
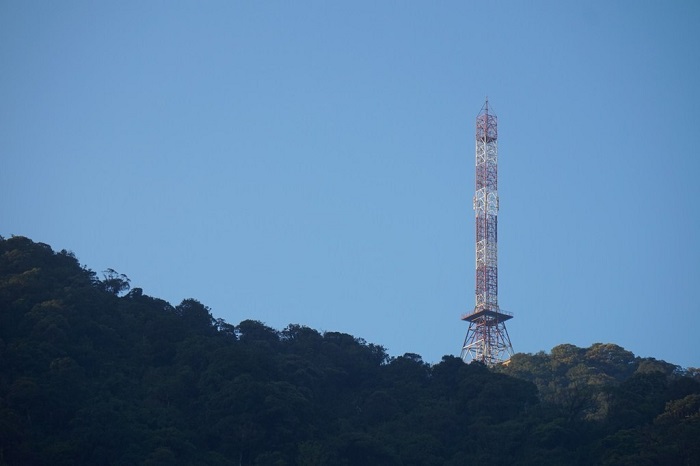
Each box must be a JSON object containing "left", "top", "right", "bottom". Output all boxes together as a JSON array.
[{"left": 461, "top": 98, "right": 514, "bottom": 366}]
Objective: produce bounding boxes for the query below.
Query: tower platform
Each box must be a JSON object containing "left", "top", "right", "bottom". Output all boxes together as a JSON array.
[{"left": 461, "top": 307, "right": 513, "bottom": 322}]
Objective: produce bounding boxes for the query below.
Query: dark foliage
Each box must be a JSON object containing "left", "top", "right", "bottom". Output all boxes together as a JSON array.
[{"left": 0, "top": 236, "right": 698, "bottom": 465}]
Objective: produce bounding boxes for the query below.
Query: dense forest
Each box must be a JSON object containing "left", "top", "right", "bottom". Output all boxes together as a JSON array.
[{"left": 1, "top": 236, "right": 698, "bottom": 465}]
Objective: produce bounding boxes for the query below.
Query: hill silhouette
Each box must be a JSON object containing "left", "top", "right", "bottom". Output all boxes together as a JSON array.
[{"left": 1, "top": 235, "right": 698, "bottom": 465}]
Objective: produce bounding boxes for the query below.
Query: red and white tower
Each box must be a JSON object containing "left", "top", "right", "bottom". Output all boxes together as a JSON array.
[{"left": 460, "top": 99, "right": 514, "bottom": 366}]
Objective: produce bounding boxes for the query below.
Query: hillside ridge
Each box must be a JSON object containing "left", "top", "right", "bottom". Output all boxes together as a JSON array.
[{"left": 1, "top": 235, "right": 698, "bottom": 465}]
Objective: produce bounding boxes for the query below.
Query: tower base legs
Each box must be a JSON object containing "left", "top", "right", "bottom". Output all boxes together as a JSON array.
[{"left": 461, "top": 316, "right": 514, "bottom": 366}]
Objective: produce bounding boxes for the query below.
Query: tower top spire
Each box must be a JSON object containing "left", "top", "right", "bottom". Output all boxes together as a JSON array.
[{"left": 479, "top": 97, "right": 494, "bottom": 117}]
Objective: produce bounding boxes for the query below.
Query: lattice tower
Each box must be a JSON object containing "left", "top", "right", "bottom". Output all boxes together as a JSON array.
[{"left": 460, "top": 99, "right": 514, "bottom": 366}]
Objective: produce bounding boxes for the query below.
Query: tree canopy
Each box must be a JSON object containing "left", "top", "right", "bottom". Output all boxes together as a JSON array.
[{"left": 0, "top": 236, "right": 698, "bottom": 465}]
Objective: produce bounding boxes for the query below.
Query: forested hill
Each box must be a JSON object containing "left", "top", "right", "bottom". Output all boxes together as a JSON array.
[{"left": 1, "top": 236, "right": 698, "bottom": 466}]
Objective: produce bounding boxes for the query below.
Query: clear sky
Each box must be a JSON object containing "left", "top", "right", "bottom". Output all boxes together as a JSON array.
[{"left": 2, "top": 1, "right": 699, "bottom": 368}]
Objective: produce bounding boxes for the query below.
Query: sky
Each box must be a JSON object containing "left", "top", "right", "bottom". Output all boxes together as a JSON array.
[{"left": 2, "top": 1, "right": 699, "bottom": 368}]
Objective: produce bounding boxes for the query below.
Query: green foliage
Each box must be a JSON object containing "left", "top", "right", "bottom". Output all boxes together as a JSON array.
[
  {"left": 0, "top": 235, "right": 698, "bottom": 465},
  {"left": 100, "top": 268, "right": 131, "bottom": 296}
]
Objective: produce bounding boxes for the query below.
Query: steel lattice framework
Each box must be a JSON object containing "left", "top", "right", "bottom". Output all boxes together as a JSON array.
[{"left": 460, "top": 99, "right": 514, "bottom": 366}]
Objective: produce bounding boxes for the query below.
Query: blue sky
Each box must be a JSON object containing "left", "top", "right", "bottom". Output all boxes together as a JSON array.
[{"left": 2, "top": 1, "right": 699, "bottom": 368}]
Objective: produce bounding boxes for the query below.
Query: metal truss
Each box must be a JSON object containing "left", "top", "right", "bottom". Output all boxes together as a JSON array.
[
  {"left": 461, "top": 309, "right": 514, "bottom": 366},
  {"left": 461, "top": 99, "right": 514, "bottom": 366}
]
